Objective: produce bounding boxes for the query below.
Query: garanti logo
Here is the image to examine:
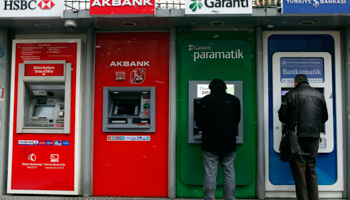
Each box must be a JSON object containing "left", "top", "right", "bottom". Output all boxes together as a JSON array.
[
  {"left": 189, "top": 0, "right": 203, "bottom": 11},
  {"left": 188, "top": 44, "right": 194, "bottom": 51}
]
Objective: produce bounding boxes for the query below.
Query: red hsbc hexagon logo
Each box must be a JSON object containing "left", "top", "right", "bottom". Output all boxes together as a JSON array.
[{"left": 38, "top": 0, "right": 55, "bottom": 9}]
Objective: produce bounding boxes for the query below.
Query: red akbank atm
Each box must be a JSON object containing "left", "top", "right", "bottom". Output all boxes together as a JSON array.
[
  {"left": 7, "top": 39, "right": 81, "bottom": 195},
  {"left": 93, "top": 32, "right": 169, "bottom": 197}
]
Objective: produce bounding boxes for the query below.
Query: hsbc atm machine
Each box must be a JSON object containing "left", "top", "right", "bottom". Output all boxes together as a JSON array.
[
  {"left": 188, "top": 80, "right": 243, "bottom": 144},
  {"left": 16, "top": 60, "right": 71, "bottom": 134},
  {"left": 8, "top": 58, "right": 79, "bottom": 194}
]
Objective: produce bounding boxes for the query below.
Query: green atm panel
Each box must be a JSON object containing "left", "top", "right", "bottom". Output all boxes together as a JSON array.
[{"left": 176, "top": 32, "right": 256, "bottom": 198}]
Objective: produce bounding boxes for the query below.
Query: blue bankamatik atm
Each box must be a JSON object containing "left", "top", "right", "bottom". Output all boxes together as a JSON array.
[{"left": 265, "top": 43, "right": 344, "bottom": 198}]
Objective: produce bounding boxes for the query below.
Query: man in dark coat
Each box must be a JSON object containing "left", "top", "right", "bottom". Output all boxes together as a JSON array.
[
  {"left": 278, "top": 74, "right": 328, "bottom": 200},
  {"left": 195, "top": 79, "right": 241, "bottom": 200}
]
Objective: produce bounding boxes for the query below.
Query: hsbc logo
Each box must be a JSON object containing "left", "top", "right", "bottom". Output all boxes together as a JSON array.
[
  {"left": 38, "top": 0, "right": 55, "bottom": 9},
  {"left": 3, "top": 0, "right": 56, "bottom": 10}
]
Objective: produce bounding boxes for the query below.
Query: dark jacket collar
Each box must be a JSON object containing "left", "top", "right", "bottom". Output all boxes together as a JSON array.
[
  {"left": 296, "top": 81, "right": 310, "bottom": 88},
  {"left": 211, "top": 88, "right": 226, "bottom": 93}
]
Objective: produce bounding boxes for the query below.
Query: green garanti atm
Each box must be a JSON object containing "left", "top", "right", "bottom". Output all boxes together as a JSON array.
[{"left": 176, "top": 32, "right": 256, "bottom": 198}]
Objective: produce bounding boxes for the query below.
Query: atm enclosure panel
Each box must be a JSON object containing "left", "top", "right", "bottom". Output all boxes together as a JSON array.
[
  {"left": 16, "top": 60, "right": 71, "bottom": 134},
  {"left": 272, "top": 52, "right": 333, "bottom": 153},
  {"left": 103, "top": 87, "right": 156, "bottom": 132},
  {"left": 264, "top": 32, "right": 343, "bottom": 197},
  {"left": 188, "top": 81, "right": 243, "bottom": 144}
]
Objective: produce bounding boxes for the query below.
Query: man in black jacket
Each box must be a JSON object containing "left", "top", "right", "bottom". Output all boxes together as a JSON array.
[
  {"left": 278, "top": 74, "right": 328, "bottom": 200},
  {"left": 195, "top": 79, "right": 241, "bottom": 200}
]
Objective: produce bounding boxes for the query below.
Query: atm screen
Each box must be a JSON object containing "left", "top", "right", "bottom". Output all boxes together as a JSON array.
[
  {"left": 112, "top": 100, "right": 139, "bottom": 115},
  {"left": 281, "top": 88, "right": 293, "bottom": 104},
  {"left": 32, "top": 105, "right": 55, "bottom": 118},
  {"left": 281, "top": 90, "right": 289, "bottom": 96}
]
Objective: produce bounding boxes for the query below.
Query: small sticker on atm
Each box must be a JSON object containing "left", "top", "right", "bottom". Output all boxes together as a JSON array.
[
  {"left": 18, "top": 140, "right": 26, "bottom": 145},
  {"left": 33, "top": 140, "right": 39, "bottom": 145},
  {"left": 46, "top": 140, "right": 54, "bottom": 146},
  {"left": 26, "top": 140, "right": 34, "bottom": 145},
  {"left": 62, "top": 141, "right": 70, "bottom": 146},
  {"left": 39, "top": 140, "right": 47, "bottom": 145},
  {"left": 54, "top": 141, "right": 62, "bottom": 146}
]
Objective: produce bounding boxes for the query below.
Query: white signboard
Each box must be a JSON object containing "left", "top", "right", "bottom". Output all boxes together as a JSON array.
[
  {"left": 197, "top": 84, "right": 235, "bottom": 98},
  {"left": 0, "top": 0, "right": 64, "bottom": 18},
  {"left": 185, "top": 0, "right": 252, "bottom": 15}
]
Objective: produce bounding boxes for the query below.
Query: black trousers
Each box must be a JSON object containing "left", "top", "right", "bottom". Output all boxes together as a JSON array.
[{"left": 289, "top": 137, "right": 320, "bottom": 200}]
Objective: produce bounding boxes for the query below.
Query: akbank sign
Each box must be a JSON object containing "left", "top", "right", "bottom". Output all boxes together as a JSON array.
[
  {"left": 0, "top": 0, "right": 63, "bottom": 18},
  {"left": 185, "top": 0, "right": 252, "bottom": 15},
  {"left": 90, "top": 0, "right": 155, "bottom": 16}
]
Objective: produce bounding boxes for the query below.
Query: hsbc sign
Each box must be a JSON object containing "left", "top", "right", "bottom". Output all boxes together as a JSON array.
[
  {"left": 90, "top": 0, "right": 155, "bottom": 16},
  {"left": 0, "top": 0, "right": 63, "bottom": 18}
]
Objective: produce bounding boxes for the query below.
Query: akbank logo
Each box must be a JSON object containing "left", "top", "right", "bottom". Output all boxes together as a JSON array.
[
  {"left": 188, "top": 44, "right": 194, "bottom": 51},
  {"left": 189, "top": 0, "right": 203, "bottom": 12},
  {"left": 38, "top": 0, "right": 55, "bottom": 9}
]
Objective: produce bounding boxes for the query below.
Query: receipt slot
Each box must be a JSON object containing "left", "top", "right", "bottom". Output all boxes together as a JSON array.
[
  {"left": 103, "top": 87, "right": 155, "bottom": 132},
  {"left": 188, "top": 81, "right": 243, "bottom": 144},
  {"left": 273, "top": 52, "right": 334, "bottom": 153},
  {"left": 16, "top": 60, "right": 71, "bottom": 134}
]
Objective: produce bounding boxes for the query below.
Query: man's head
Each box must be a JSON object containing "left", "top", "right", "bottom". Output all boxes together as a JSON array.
[
  {"left": 294, "top": 74, "right": 308, "bottom": 87},
  {"left": 209, "top": 79, "right": 227, "bottom": 91}
]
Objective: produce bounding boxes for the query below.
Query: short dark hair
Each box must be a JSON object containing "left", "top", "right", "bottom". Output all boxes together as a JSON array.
[
  {"left": 209, "top": 79, "right": 227, "bottom": 90},
  {"left": 294, "top": 74, "right": 308, "bottom": 83}
]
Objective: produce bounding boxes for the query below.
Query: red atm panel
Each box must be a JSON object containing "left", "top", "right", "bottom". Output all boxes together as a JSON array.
[
  {"left": 93, "top": 32, "right": 169, "bottom": 196},
  {"left": 8, "top": 40, "right": 80, "bottom": 194}
]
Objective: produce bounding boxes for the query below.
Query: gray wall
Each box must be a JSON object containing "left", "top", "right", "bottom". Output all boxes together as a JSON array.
[{"left": 0, "top": 29, "right": 11, "bottom": 199}]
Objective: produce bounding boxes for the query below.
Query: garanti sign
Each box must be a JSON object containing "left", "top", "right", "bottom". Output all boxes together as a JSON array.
[
  {"left": 90, "top": 0, "right": 155, "bottom": 16},
  {"left": 0, "top": 0, "right": 63, "bottom": 18},
  {"left": 185, "top": 0, "right": 252, "bottom": 15}
]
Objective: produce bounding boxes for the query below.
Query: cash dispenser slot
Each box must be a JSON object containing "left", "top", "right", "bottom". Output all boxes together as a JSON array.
[
  {"left": 103, "top": 87, "right": 156, "bottom": 132},
  {"left": 16, "top": 61, "right": 71, "bottom": 134}
]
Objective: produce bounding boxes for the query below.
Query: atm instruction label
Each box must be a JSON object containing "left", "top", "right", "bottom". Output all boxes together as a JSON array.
[{"left": 107, "top": 135, "right": 151, "bottom": 141}]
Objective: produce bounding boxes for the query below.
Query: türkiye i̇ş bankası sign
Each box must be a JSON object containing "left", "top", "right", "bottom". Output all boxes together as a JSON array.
[
  {"left": 185, "top": 0, "right": 252, "bottom": 15},
  {"left": 89, "top": 0, "right": 155, "bottom": 15},
  {"left": 283, "top": 0, "right": 350, "bottom": 13}
]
